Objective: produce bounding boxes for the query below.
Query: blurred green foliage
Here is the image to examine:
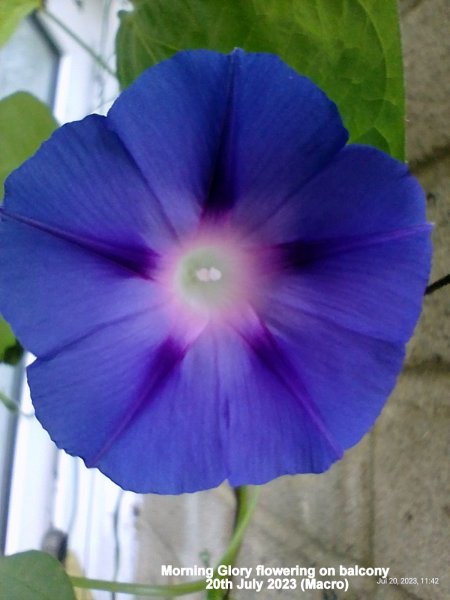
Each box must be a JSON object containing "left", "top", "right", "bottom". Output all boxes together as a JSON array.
[
  {"left": 0, "top": 0, "right": 40, "bottom": 47},
  {"left": 0, "top": 551, "right": 76, "bottom": 599},
  {"left": 0, "top": 92, "right": 57, "bottom": 195}
]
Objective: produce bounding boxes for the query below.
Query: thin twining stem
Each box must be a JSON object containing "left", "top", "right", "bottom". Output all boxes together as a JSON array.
[
  {"left": 41, "top": 9, "right": 117, "bottom": 79},
  {"left": 0, "top": 391, "right": 33, "bottom": 418},
  {"left": 425, "top": 274, "right": 450, "bottom": 295},
  {"left": 70, "top": 486, "right": 260, "bottom": 597}
]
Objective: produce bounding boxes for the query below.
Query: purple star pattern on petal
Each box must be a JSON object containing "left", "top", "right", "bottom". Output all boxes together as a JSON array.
[{"left": 0, "top": 49, "right": 432, "bottom": 493}]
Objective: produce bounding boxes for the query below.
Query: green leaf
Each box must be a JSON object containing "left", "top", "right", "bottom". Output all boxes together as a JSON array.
[
  {"left": 0, "top": 92, "right": 57, "bottom": 197},
  {"left": 0, "top": 92, "right": 57, "bottom": 364},
  {"left": 0, "top": 0, "right": 40, "bottom": 47},
  {"left": 0, "top": 319, "right": 22, "bottom": 365},
  {"left": 116, "top": 0, "right": 404, "bottom": 160},
  {"left": 0, "top": 551, "right": 76, "bottom": 600}
]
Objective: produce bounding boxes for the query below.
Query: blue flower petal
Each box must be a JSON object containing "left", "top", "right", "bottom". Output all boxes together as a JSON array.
[
  {"left": 108, "top": 50, "right": 347, "bottom": 230},
  {"left": 251, "top": 144, "right": 428, "bottom": 243},
  {"left": 203, "top": 50, "right": 348, "bottom": 223},
  {"left": 108, "top": 50, "right": 231, "bottom": 237},
  {"left": 29, "top": 324, "right": 226, "bottom": 494},
  {"left": 223, "top": 314, "right": 405, "bottom": 486},
  {"left": 3, "top": 114, "right": 175, "bottom": 255},
  {"left": 268, "top": 316, "right": 405, "bottom": 451},
  {"left": 0, "top": 221, "right": 167, "bottom": 356},
  {"left": 216, "top": 326, "right": 342, "bottom": 484},
  {"left": 266, "top": 229, "right": 432, "bottom": 344},
  {"left": 0, "top": 49, "right": 432, "bottom": 494}
]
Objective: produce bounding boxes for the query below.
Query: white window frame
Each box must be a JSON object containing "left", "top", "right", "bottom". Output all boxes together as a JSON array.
[{"left": 3, "top": 3, "right": 139, "bottom": 598}]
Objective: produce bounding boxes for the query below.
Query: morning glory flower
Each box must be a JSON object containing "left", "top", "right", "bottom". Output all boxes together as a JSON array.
[{"left": 0, "top": 50, "right": 431, "bottom": 494}]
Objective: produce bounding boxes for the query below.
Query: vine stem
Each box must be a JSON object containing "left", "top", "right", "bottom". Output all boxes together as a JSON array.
[
  {"left": 0, "top": 390, "right": 18, "bottom": 412},
  {"left": 70, "top": 485, "right": 260, "bottom": 597},
  {"left": 425, "top": 274, "right": 450, "bottom": 295},
  {"left": 41, "top": 9, "right": 117, "bottom": 79},
  {"left": 0, "top": 390, "right": 33, "bottom": 418}
]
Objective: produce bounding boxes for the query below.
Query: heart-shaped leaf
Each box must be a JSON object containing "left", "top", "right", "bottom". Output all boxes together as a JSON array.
[{"left": 0, "top": 551, "right": 76, "bottom": 600}]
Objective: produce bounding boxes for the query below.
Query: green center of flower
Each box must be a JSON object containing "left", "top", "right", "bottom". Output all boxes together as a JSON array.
[{"left": 174, "top": 245, "right": 235, "bottom": 313}]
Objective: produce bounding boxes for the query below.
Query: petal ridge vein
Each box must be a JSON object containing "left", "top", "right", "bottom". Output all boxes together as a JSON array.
[
  {"left": 0, "top": 207, "right": 157, "bottom": 278},
  {"left": 238, "top": 319, "right": 343, "bottom": 461}
]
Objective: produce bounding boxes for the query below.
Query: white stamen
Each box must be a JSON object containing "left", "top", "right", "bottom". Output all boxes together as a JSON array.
[
  {"left": 209, "top": 267, "right": 222, "bottom": 281},
  {"left": 195, "top": 266, "right": 222, "bottom": 283},
  {"left": 195, "top": 267, "right": 210, "bottom": 282}
]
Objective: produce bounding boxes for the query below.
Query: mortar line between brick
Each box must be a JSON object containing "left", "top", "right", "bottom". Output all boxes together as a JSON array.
[
  {"left": 397, "top": 583, "right": 429, "bottom": 600},
  {"left": 403, "top": 362, "right": 450, "bottom": 375},
  {"left": 260, "top": 501, "right": 378, "bottom": 568},
  {"left": 409, "top": 144, "right": 450, "bottom": 173},
  {"left": 400, "top": 0, "right": 423, "bottom": 17},
  {"left": 368, "top": 430, "right": 375, "bottom": 567}
]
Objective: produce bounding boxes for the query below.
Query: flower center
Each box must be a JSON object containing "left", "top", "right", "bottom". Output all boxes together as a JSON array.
[
  {"left": 173, "top": 245, "right": 239, "bottom": 314},
  {"left": 158, "top": 228, "right": 262, "bottom": 330}
]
